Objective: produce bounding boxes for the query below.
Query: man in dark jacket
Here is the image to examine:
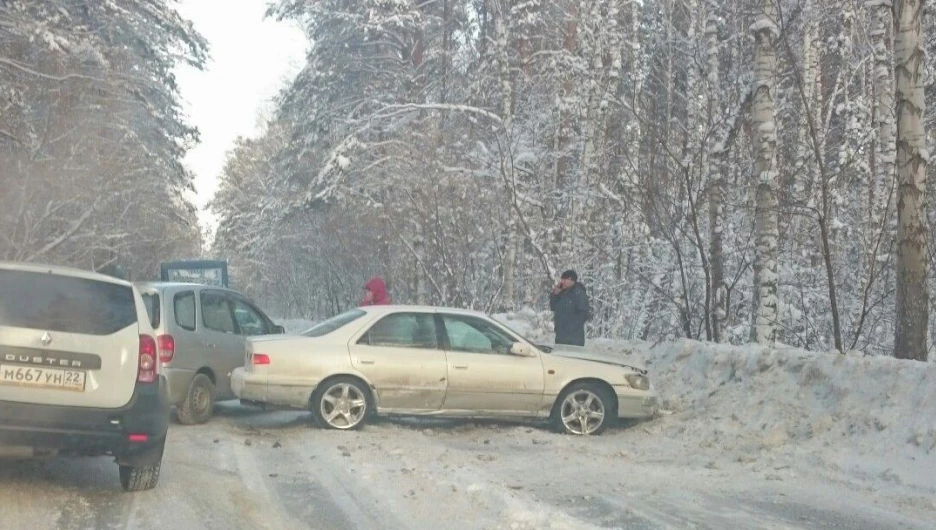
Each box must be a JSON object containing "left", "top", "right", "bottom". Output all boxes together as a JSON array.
[{"left": 549, "top": 269, "right": 589, "bottom": 346}]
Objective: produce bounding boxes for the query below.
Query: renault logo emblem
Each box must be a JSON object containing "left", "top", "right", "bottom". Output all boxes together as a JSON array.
[{"left": 40, "top": 332, "right": 53, "bottom": 346}]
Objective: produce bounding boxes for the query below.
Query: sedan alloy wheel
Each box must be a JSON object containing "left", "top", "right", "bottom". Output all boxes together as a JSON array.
[
  {"left": 555, "top": 384, "right": 613, "bottom": 435},
  {"left": 314, "top": 378, "right": 369, "bottom": 430}
]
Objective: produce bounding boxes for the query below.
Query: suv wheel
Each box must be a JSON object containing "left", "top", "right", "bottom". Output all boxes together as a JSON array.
[
  {"left": 176, "top": 373, "right": 215, "bottom": 425},
  {"left": 119, "top": 460, "right": 162, "bottom": 492}
]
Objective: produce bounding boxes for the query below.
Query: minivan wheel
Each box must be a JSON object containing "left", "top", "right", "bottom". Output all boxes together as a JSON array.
[
  {"left": 176, "top": 374, "right": 215, "bottom": 425},
  {"left": 119, "top": 460, "right": 162, "bottom": 492},
  {"left": 311, "top": 377, "right": 369, "bottom": 430}
]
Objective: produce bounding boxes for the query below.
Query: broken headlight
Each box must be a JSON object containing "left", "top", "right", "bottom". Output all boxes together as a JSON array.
[{"left": 625, "top": 373, "right": 650, "bottom": 391}]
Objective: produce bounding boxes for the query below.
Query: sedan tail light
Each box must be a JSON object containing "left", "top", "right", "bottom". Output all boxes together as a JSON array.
[{"left": 252, "top": 353, "right": 271, "bottom": 365}]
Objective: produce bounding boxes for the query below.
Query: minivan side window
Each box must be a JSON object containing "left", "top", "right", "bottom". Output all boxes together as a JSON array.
[
  {"left": 232, "top": 298, "right": 269, "bottom": 336},
  {"left": 174, "top": 291, "right": 196, "bottom": 331},
  {"left": 201, "top": 291, "right": 236, "bottom": 334}
]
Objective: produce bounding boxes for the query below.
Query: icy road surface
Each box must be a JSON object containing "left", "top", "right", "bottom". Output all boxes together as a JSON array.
[{"left": 1, "top": 402, "right": 933, "bottom": 530}]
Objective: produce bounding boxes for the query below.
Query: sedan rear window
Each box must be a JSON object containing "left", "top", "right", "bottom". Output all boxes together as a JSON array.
[
  {"left": 302, "top": 309, "right": 366, "bottom": 337},
  {"left": 0, "top": 269, "right": 137, "bottom": 335}
]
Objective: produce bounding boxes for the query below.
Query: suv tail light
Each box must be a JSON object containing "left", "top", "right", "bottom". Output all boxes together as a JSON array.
[
  {"left": 157, "top": 334, "right": 175, "bottom": 363},
  {"left": 138, "top": 335, "right": 157, "bottom": 383},
  {"left": 252, "top": 353, "right": 271, "bottom": 365}
]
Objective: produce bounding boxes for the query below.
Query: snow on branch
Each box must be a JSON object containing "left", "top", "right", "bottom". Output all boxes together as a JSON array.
[
  {"left": 371, "top": 103, "right": 504, "bottom": 127},
  {"left": 0, "top": 57, "right": 108, "bottom": 83},
  {"left": 750, "top": 16, "right": 780, "bottom": 39}
]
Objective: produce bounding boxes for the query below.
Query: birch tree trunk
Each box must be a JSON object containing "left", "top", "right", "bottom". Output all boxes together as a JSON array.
[
  {"left": 552, "top": 2, "right": 579, "bottom": 263},
  {"left": 705, "top": 0, "right": 728, "bottom": 343},
  {"left": 893, "top": 0, "right": 928, "bottom": 361},
  {"left": 871, "top": 2, "right": 896, "bottom": 219},
  {"left": 493, "top": 0, "right": 517, "bottom": 308},
  {"left": 751, "top": 0, "right": 781, "bottom": 345}
]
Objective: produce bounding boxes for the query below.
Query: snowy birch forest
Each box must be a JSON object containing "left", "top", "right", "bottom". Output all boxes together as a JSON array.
[
  {"left": 207, "top": 0, "right": 935, "bottom": 359},
  {"left": 0, "top": 1, "right": 205, "bottom": 275},
  {"left": 2, "top": 1, "right": 934, "bottom": 359}
]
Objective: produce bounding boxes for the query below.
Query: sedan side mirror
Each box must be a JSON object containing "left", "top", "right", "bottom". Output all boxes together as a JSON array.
[
  {"left": 510, "top": 342, "right": 535, "bottom": 357},
  {"left": 271, "top": 325, "right": 286, "bottom": 334}
]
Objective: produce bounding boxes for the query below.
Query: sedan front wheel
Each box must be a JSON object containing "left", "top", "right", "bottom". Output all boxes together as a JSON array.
[
  {"left": 312, "top": 377, "right": 370, "bottom": 430},
  {"left": 553, "top": 383, "right": 615, "bottom": 435}
]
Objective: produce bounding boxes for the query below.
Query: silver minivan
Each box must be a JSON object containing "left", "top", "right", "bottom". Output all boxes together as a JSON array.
[{"left": 135, "top": 282, "right": 284, "bottom": 424}]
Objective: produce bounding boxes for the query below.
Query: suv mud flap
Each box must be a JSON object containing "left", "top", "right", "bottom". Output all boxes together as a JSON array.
[{"left": 116, "top": 436, "right": 165, "bottom": 467}]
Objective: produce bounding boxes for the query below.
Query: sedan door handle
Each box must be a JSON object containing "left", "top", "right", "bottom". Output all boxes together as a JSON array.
[
  {"left": 359, "top": 358, "right": 376, "bottom": 365},
  {"left": 452, "top": 364, "right": 468, "bottom": 369}
]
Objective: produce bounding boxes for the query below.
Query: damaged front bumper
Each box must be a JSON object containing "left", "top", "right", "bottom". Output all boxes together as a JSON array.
[{"left": 614, "top": 389, "right": 659, "bottom": 419}]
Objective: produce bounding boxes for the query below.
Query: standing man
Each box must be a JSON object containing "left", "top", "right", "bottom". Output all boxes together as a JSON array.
[{"left": 549, "top": 269, "right": 590, "bottom": 346}]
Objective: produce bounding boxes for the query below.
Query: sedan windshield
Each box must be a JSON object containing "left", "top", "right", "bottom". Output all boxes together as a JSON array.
[{"left": 301, "top": 309, "right": 366, "bottom": 337}]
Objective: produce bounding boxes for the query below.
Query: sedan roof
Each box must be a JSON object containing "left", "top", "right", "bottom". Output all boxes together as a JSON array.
[{"left": 357, "top": 305, "right": 490, "bottom": 318}]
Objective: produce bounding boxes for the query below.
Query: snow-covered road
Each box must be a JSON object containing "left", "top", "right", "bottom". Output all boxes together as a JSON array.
[{"left": 1, "top": 401, "right": 933, "bottom": 530}]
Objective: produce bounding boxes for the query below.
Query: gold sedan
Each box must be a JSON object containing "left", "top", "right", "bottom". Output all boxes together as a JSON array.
[{"left": 231, "top": 306, "right": 658, "bottom": 435}]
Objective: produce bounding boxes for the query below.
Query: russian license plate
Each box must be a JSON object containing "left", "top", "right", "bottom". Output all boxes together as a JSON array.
[{"left": 0, "top": 364, "right": 86, "bottom": 392}]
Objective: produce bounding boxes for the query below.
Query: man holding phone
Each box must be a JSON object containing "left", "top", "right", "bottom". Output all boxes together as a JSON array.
[{"left": 549, "top": 269, "right": 590, "bottom": 346}]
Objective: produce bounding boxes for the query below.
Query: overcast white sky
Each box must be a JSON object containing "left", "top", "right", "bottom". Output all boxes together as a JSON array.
[{"left": 174, "top": 0, "right": 307, "bottom": 233}]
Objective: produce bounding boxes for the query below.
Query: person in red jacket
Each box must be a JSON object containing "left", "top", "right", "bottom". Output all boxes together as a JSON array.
[{"left": 360, "top": 277, "right": 391, "bottom": 306}]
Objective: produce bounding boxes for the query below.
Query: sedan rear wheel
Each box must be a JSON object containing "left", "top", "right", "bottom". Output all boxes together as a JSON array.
[
  {"left": 553, "top": 383, "right": 614, "bottom": 435},
  {"left": 312, "top": 377, "right": 369, "bottom": 430}
]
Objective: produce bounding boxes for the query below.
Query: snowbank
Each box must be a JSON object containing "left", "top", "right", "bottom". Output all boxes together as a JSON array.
[
  {"left": 497, "top": 309, "right": 936, "bottom": 498},
  {"left": 632, "top": 340, "right": 936, "bottom": 488},
  {"left": 492, "top": 307, "right": 553, "bottom": 341}
]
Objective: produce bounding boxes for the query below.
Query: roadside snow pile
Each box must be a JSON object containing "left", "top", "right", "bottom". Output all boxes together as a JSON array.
[
  {"left": 493, "top": 307, "right": 553, "bottom": 341},
  {"left": 613, "top": 339, "right": 936, "bottom": 497},
  {"left": 498, "top": 309, "right": 936, "bottom": 496}
]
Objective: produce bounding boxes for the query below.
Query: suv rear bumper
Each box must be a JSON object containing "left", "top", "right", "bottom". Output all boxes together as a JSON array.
[{"left": 0, "top": 375, "right": 170, "bottom": 462}]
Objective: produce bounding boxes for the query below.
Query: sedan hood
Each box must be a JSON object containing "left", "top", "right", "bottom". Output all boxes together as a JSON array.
[{"left": 546, "top": 345, "right": 647, "bottom": 373}]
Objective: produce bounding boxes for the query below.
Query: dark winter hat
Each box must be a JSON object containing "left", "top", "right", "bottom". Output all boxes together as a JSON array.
[{"left": 560, "top": 269, "right": 578, "bottom": 282}]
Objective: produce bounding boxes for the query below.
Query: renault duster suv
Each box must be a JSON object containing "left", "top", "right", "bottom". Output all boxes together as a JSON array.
[{"left": 0, "top": 262, "right": 170, "bottom": 491}]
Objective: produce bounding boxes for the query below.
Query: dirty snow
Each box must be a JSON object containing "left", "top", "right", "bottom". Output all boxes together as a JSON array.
[{"left": 496, "top": 309, "right": 936, "bottom": 517}]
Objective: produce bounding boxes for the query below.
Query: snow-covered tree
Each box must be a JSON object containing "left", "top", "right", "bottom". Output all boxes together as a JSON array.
[
  {"left": 893, "top": 0, "right": 928, "bottom": 360},
  {"left": 0, "top": 0, "right": 207, "bottom": 277},
  {"left": 208, "top": 0, "right": 933, "bottom": 360}
]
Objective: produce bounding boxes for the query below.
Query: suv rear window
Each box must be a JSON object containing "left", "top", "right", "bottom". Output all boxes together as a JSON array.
[{"left": 0, "top": 269, "right": 137, "bottom": 335}]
